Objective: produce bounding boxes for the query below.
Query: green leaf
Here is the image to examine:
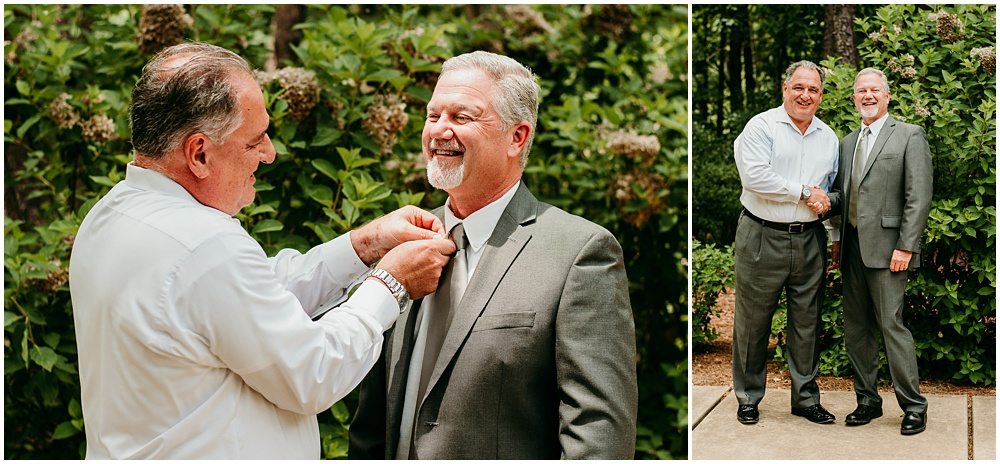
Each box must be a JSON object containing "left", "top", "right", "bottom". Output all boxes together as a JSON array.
[
  {"left": 312, "top": 159, "right": 340, "bottom": 181},
  {"left": 252, "top": 219, "right": 284, "bottom": 235},
  {"left": 15, "top": 80, "right": 31, "bottom": 97},
  {"left": 4, "top": 311, "right": 19, "bottom": 328},
  {"left": 311, "top": 126, "right": 342, "bottom": 147},
  {"left": 29, "top": 346, "right": 58, "bottom": 371},
  {"left": 330, "top": 400, "right": 350, "bottom": 424},
  {"left": 52, "top": 421, "right": 81, "bottom": 440}
]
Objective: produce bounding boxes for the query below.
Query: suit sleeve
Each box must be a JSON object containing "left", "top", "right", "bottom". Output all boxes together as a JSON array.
[
  {"left": 348, "top": 351, "right": 388, "bottom": 459},
  {"left": 897, "top": 125, "right": 933, "bottom": 252},
  {"left": 555, "top": 229, "right": 638, "bottom": 459}
]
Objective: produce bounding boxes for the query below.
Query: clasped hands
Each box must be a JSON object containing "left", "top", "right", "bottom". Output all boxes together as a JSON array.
[
  {"left": 805, "top": 186, "right": 831, "bottom": 215},
  {"left": 351, "top": 205, "right": 456, "bottom": 299}
]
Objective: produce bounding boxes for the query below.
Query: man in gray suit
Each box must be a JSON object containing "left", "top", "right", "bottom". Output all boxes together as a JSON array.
[
  {"left": 349, "top": 51, "right": 638, "bottom": 459},
  {"left": 828, "top": 67, "right": 933, "bottom": 435}
]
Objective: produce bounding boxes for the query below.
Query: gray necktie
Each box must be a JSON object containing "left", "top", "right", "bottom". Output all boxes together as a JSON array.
[
  {"left": 849, "top": 126, "right": 871, "bottom": 227},
  {"left": 417, "top": 223, "right": 468, "bottom": 402}
]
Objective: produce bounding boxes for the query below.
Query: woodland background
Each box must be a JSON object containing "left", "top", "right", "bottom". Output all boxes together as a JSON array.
[
  {"left": 4, "top": 4, "right": 688, "bottom": 459},
  {"left": 692, "top": 4, "right": 996, "bottom": 392}
]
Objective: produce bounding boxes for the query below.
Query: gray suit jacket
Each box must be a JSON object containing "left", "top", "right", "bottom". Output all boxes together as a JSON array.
[
  {"left": 828, "top": 115, "right": 933, "bottom": 268},
  {"left": 349, "top": 183, "right": 638, "bottom": 459}
]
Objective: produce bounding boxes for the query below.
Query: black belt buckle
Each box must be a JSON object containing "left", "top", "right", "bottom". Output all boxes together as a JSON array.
[{"left": 788, "top": 223, "right": 805, "bottom": 233}]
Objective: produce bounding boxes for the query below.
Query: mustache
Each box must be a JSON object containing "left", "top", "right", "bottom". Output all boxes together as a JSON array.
[{"left": 429, "top": 139, "right": 465, "bottom": 152}]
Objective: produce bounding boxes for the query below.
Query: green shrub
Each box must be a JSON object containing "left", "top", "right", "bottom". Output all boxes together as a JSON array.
[
  {"left": 4, "top": 4, "right": 688, "bottom": 459},
  {"left": 690, "top": 239, "right": 734, "bottom": 348}
]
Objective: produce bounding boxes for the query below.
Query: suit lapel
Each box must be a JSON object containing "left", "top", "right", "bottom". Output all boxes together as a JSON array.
[
  {"left": 422, "top": 183, "right": 536, "bottom": 402},
  {"left": 861, "top": 115, "right": 896, "bottom": 180}
]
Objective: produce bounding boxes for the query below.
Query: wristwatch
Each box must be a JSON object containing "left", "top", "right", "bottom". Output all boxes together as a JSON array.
[
  {"left": 369, "top": 268, "right": 411, "bottom": 313},
  {"left": 801, "top": 185, "right": 812, "bottom": 201}
]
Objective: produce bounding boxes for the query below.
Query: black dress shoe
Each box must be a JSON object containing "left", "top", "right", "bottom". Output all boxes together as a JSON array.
[
  {"left": 791, "top": 404, "right": 835, "bottom": 424},
  {"left": 845, "top": 404, "right": 883, "bottom": 425},
  {"left": 900, "top": 411, "right": 926, "bottom": 435},
  {"left": 737, "top": 404, "right": 759, "bottom": 424}
]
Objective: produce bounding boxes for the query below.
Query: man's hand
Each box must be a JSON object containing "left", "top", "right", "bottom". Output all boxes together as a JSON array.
[
  {"left": 828, "top": 241, "right": 841, "bottom": 272},
  {"left": 890, "top": 248, "right": 912, "bottom": 272},
  {"left": 806, "top": 186, "right": 830, "bottom": 215},
  {"left": 375, "top": 238, "right": 456, "bottom": 300},
  {"left": 351, "top": 205, "right": 447, "bottom": 266}
]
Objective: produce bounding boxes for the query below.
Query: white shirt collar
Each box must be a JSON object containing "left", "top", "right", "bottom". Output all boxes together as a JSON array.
[
  {"left": 124, "top": 162, "right": 235, "bottom": 222},
  {"left": 442, "top": 182, "right": 520, "bottom": 253},
  {"left": 861, "top": 112, "right": 890, "bottom": 141}
]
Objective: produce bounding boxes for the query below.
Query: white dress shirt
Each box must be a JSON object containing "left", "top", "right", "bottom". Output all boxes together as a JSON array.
[
  {"left": 734, "top": 106, "right": 840, "bottom": 223},
  {"left": 69, "top": 164, "right": 399, "bottom": 459},
  {"left": 396, "top": 182, "right": 520, "bottom": 458}
]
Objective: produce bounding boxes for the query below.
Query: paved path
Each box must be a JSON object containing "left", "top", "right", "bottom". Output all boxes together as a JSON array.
[{"left": 692, "top": 386, "right": 996, "bottom": 460}]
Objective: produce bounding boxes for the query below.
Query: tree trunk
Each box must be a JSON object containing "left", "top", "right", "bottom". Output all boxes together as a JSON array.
[
  {"left": 716, "top": 23, "right": 727, "bottom": 136},
  {"left": 823, "top": 4, "right": 859, "bottom": 68},
  {"left": 743, "top": 9, "right": 756, "bottom": 99},
  {"left": 272, "top": 5, "right": 304, "bottom": 70},
  {"left": 727, "top": 6, "right": 745, "bottom": 114}
]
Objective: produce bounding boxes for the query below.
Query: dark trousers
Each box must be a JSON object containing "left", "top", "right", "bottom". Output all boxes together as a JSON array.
[
  {"left": 732, "top": 212, "right": 825, "bottom": 408},
  {"left": 842, "top": 225, "right": 928, "bottom": 413}
]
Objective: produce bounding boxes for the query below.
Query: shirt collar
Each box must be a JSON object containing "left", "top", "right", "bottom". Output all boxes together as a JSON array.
[
  {"left": 443, "top": 182, "right": 520, "bottom": 253},
  {"left": 775, "top": 105, "right": 823, "bottom": 136},
  {"left": 124, "top": 163, "right": 234, "bottom": 220},
  {"left": 861, "top": 113, "right": 890, "bottom": 140}
]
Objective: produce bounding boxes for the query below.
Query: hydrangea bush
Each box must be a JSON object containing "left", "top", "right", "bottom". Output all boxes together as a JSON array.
[{"left": 4, "top": 4, "right": 688, "bottom": 459}]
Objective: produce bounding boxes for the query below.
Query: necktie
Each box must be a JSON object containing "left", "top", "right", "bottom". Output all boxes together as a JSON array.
[
  {"left": 416, "top": 223, "right": 468, "bottom": 403},
  {"left": 849, "top": 126, "right": 871, "bottom": 227}
]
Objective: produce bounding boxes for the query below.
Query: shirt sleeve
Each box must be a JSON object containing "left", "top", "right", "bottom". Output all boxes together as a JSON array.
[
  {"left": 268, "top": 233, "right": 371, "bottom": 318},
  {"left": 734, "top": 116, "right": 802, "bottom": 203},
  {"left": 182, "top": 232, "right": 399, "bottom": 415}
]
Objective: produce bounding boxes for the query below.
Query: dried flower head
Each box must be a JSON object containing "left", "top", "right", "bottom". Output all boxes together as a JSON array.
[
  {"left": 971, "top": 46, "right": 996, "bottom": 74},
  {"left": 914, "top": 101, "right": 930, "bottom": 117},
  {"left": 80, "top": 114, "right": 119, "bottom": 143},
  {"left": 900, "top": 66, "right": 917, "bottom": 79},
  {"left": 363, "top": 94, "right": 409, "bottom": 156},
  {"left": 582, "top": 4, "right": 633, "bottom": 42},
  {"left": 649, "top": 62, "right": 671, "bottom": 84},
  {"left": 49, "top": 93, "right": 81, "bottom": 130},
  {"left": 80, "top": 93, "right": 106, "bottom": 107},
  {"left": 609, "top": 169, "right": 667, "bottom": 228},
  {"left": 868, "top": 31, "right": 883, "bottom": 42},
  {"left": 505, "top": 5, "right": 555, "bottom": 37},
  {"left": 606, "top": 130, "right": 661, "bottom": 166},
  {"left": 929, "top": 10, "right": 964, "bottom": 44},
  {"left": 256, "top": 67, "right": 321, "bottom": 122},
  {"left": 136, "top": 4, "right": 193, "bottom": 55}
]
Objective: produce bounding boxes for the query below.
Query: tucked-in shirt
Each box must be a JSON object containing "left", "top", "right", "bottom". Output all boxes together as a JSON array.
[
  {"left": 69, "top": 163, "right": 399, "bottom": 459},
  {"left": 396, "top": 182, "right": 520, "bottom": 459},
  {"left": 734, "top": 106, "right": 840, "bottom": 223}
]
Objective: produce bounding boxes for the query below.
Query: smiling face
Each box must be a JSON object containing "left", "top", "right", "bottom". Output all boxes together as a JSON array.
[
  {"left": 782, "top": 67, "right": 824, "bottom": 128},
  {"left": 853, "top": 73, "right": 891, "bottom": 125},
  {"left": 201, "top": 73, "right": 276, "bottom": 216},
  {"left": 422, "top": 68, "right": 523, "bottom": 210}
]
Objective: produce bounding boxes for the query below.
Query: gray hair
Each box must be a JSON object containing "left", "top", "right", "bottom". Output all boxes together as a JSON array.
[
  {"left": 854, "top": 67, "right": 891, "bottom": 94},
  {"left": 130, "top": 42, "right": 253, "bottom": 159},
  {"left": 440, "top": 51, "right": 540, "bottom": 168},
  {"left": 784, "top": 60, "right": 826, "bottom": 88}
]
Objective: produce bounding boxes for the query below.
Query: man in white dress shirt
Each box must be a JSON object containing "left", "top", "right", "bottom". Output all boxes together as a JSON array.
[
  {"left": 68, "top": 42, "right": 455, "bottom": 459},
  {"left": 731, "top": 60, "right": 840, "bottom": 426}
]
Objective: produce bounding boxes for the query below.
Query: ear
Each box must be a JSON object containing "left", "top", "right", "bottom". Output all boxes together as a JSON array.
[
  {"left": 183, "top": 133, "right": 211, "bottom": 179},
  {"left": 507, "top": 122, "right": 532, "bottom": 159}
]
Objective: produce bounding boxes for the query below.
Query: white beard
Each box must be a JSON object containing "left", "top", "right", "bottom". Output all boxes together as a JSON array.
[
  {"left": 427, "top": 155, "right": 465, "bottom": 190},
  {"left": 858, "top": 104, "right": 879, "bottom": 120}
]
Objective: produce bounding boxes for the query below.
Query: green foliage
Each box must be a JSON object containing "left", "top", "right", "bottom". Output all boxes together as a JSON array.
[
  {"left": 5, "top": 4, "right": 688, "bottom": 459},
  {"left": 690, "top": 239, "right": 734, "bottom": 348}
]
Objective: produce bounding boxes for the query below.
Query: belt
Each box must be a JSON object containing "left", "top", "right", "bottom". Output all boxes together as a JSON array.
[{"left": 743, "top": 209, "right": 822, "bottom": 234}]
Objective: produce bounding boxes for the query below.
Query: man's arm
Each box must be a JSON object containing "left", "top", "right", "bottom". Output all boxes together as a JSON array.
[
  {"left": 896, "top": 126, "right": 934, "bottom": 253},
  {"left": 733, "top": 117, "right": 804, "bottom": 204},
  {"left": 555, "top": 229, "right": 637, "bottom": 459}
]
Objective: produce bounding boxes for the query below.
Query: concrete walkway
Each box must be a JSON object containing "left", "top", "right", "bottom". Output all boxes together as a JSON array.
[{"left": 692, "top": 385, "right": 996, "bottom": 460}]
